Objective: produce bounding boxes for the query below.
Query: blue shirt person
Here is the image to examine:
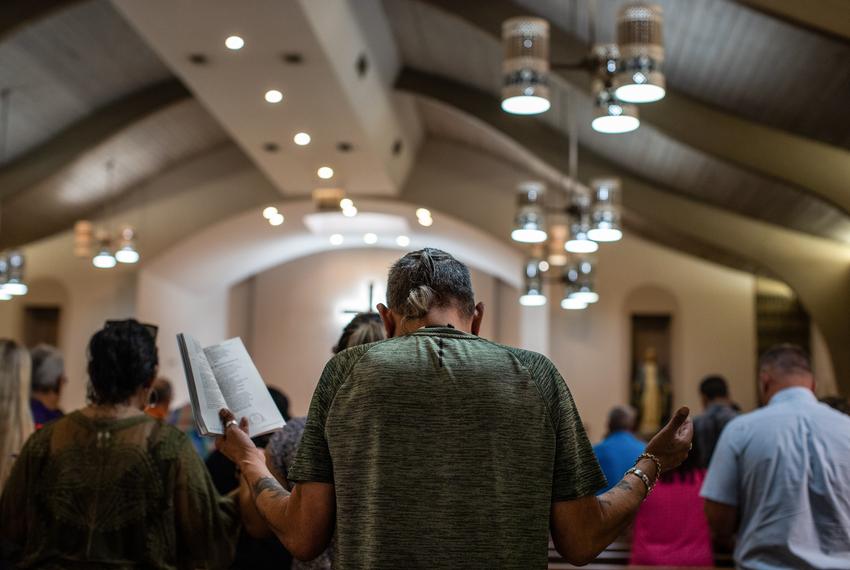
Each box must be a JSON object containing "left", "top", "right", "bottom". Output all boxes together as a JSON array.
[
  {"left": 701, "top": 345, "right": 850, "bottom": 570},
  {"left": 592, "top": 406, "right": 646, "bottom": 494}
]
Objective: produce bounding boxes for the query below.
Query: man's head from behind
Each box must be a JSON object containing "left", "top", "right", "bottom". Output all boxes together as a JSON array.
[
  {"left": 378, "top": 248, "right": 483, "bottom": 337},
  {"left": 607, "top": 405, "right": 637, "bottom": 435},
  {"left": 30, "top": 344, "right": 65, "bottom": 407},
  {"left": 699, "top": 375, "right": 729, "bottom": 408},
  {"left": 758, "top": 343, "right": 813, "bottom": 405}
]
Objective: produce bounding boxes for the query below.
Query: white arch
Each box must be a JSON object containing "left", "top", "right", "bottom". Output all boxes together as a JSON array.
[{"left": 138, "top": 198, "right": 547, "bottom": 401}]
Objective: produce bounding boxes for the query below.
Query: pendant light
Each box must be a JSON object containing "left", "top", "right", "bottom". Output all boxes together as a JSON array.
[
  {"left": 114, "top": 225, "right": 140, "bottom": 264},
  {"left": 567, "top": 258, "right": 599, "bottom": 304},
  {"left": 0, "top": 89, "right": 28, "bottom": 298},
  {"left": 511, "top": 182, "right": 548, "bottom": 243},
  {"left": 613, "top": 3, "right": 666, "bottom": 104},
  {"left": 591, "top": 44, "right": 639, "bottom": 134},
  {"left": 501, "top": 17, "right": 551, "bottom": 115},
  {"left": 588, "top": 178, "right": 623, "bottom": 242},
  {"left": 519, "top": 256, "right": 547, "bottom": 306}
]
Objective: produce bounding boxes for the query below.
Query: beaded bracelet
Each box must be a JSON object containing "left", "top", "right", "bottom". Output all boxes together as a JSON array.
[{"left": 637, "top": 452, "right": 663, "bottom": 477}]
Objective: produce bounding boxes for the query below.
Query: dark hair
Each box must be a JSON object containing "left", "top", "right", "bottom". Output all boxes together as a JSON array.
[
  {"left": 151, "top": 378, "right": 173, "bottom": 405},
  {"left": 759, "top": 343, "right": 811, "bottom": 376},
  {"left": 821, "top": 396, "right": 850, "bottom": 416},
  {"left": 387, "top": 248, "right": 475, "bottom": 320},
  {"left": 699, "top": 375, "right": 729, "bottom": 400},
  {"left": 87, "top": 319, "right": 158, "bottom": 406},
  {"left": 607, "top": 405, "right": 636, "bottom": 433},
  {"left": 333, "top": 313, "right": 385, "bottom": 354}
]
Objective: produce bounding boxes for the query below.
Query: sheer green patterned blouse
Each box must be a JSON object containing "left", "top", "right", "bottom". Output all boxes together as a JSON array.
[{"left": 0, "top": 411, "right": 239, "bottom": 569}]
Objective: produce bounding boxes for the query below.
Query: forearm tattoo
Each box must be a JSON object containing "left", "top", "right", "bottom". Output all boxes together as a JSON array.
[
  {"left": 615, "top": 479, "right": 634, "bottom": 493},
  {"left": 252, "top": 476, "right": 290, "bottom": 500}
]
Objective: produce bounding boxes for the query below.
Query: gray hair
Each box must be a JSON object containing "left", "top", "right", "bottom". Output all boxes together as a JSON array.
[
  {"left": 607, "top": 405, "right": 637, "bottom": 433},
  {"left": 387, "top": 248, "right": 475, "bottom": 320},
  {"left": 30, "top": 344, "right": 64, "bottom": 393},
  {"left": 759, "top": 343, "right": 811, "bottom": 376}
]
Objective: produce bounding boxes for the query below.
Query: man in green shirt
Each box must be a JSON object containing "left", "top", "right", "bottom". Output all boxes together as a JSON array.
[{"left": 218, "top": 248, "right": 693, "bottom": 569}]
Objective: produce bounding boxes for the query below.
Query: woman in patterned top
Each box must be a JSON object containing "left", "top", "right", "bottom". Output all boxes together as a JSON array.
[{"left": 0, "top": 320, "right": 239, "bottom": 569}]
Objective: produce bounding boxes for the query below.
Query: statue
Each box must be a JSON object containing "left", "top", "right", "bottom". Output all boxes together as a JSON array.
[{"left": 632, "top": 346, "right": 672, "bottom": 435}]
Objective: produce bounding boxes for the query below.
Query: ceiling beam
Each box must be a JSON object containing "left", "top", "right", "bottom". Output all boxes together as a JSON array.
[
  {"left": 397, "top": 67, "right": 850, "bottom": 395},
  {"left": 735, "top": 0, "right": 850, "bottom": 43},
  {"left": 0, "top": 79, "right": 190, "bottom": 202},
  {"left": 0, "top": 0, "right": 87, "bottom": 40},
  {"left": 415, "top": 0, "right": 850, "bottom": 216}
]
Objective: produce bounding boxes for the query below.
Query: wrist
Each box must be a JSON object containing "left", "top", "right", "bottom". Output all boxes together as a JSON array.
[
  {"left": 635, "top": 458, "right": 659, "bottom": 482},
  {"left": 239, "top": 447, "right": 266, "bottom": 472}
]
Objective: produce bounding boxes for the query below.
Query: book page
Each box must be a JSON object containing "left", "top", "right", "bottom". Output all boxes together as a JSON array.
[
  {"left": 177, "top": 333, "right": 227, "bottom": 436},
  {"left": 203, "top": 338, "right": 284, "bottom": 438}
]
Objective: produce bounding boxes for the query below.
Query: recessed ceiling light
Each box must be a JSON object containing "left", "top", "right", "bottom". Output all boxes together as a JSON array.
[
  {"left": 317, "top": 166, "right": 334, "bottom": 179},
  {"left": 225, "top": 35, "right": 244, "bottom": 50},
  {"left": 268, "top": 213, "right": 284, "bottom": 226},
  {"left": 262, "top": 206, "right": 278, "bottom": 219},
  {"left": 396, "top": 235, "right": 410, "bottom": 247},
  {"left": 293, "top": 132, "right": 311, "bottom": 146},
  {"left": 265, "top": 89, "right": 283, "bottom": 104},
  {"left": 329, "top": 234, "right": 344, "bottom": 246},
  {"left": 339, "top": 198, "right": 354, "bottom": 209},
  {"left": 363, "top": 233, "right": 378, "bottom": 244}
]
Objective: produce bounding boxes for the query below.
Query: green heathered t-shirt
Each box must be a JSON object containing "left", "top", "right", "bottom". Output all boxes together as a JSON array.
[{"left": 287, "top": 327, "right": 606, "bottom": 569}]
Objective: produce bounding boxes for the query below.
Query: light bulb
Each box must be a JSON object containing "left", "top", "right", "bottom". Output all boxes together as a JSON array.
[
  {"left": 115, "top": 247, "right": 140, "bottom": 264},
  {"left": 342, "top": 206, "right": 358, "bottom": 218},
  {"left": 225, "top": 36, "right": 244, "bottom": 50},
  {"left": 262, "top": 206, "right": 278, "bottom": 219},
  {"left": 587, "top": 228, "right": 623, "bottom": 242},
  {"left": 317, "top": 166, "right": 334, "bottom": 179},
  {"left": 519, "top": 293, "right": 547, "bottom": 306},
  {"left": 614, "top": 83, "right": 666, "bottom": 104},
  {"left": 501, "top": 96, "right": 551, "bottom": 115},
  {"left": 511, "top": 228, "right": 548, "bottom": 244},
  {"left": 415, "top": 208, "right": 431, "bottom": 219},
  {"left": 363, "top": 233, "right": 378, "bottom": 244},
  {"left": 293, "top": 132, "right": 311, "bottom": 146},
  {"left": 565, "top": 239, "right": 599, "bottom": 253},
  {"left": 569, "top": 291, "right": 600, "bottom": 304},
  {"left": 268, "top": 213, "right": 284, "bottom": 226},
  {"left": 92, "top": 252, "right": 117, "bottom": 269},
  {"left": 396, "top": 235, "right": 410, "bottom": 247},
  {"left": 560, "top": 298, "right": 588, "bottom": 310},
  {"left": 591, "top": 114, "right": 640, "bottom": 134},
  {"left": 2, "top": 281, "right": 27, "bottom": 296},
  {"left": 339, "top": 198, "right": 353, "bottom": 210},
  {"left": 329, "top": 234, "right": 344, "bottom": 246},
  {"left": 264, "top": 89, "right": 283, "bottom": 104},
  {"left": 418, "top": 216, "right": 433, "bottom": 227}
]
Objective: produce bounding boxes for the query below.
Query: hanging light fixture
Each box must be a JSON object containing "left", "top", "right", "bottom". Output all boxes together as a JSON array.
[
  {"left": 1, "top": 250, "right": 27, "bottom": 295},
  {"left": 567, "top": 258, "right": 600, "bottom": 304},
  {"left": 588, "top": 178, "right": 623, "bottom": 242},
  {"left": 614, "top": 3, "right": 666, "bottom": 104},
  {"left": 565, "top": 184, "right": 598, "bottom": 253},
  {"left": 114, "top": 225, "right": 140, "bottom": 264},
  {"left": 519, "top": 256, "right": 547, "bottom": 306},
  {"left": 0, "top": 89, "right": 27, "bottom": 298},
  {"left": 501, "top": 17, "right": 551, "bottom": 115},
  {"left": 92, "top": 228, "right": 116, "bottom": 269},
  {"left": 511, "top": 182, "right": 548, "bottom": 243},
  {"left": 591, "top": 44, "right": 639, "bottom": 134}
]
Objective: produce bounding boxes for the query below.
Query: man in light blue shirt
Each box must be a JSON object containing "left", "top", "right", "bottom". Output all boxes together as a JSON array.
[
  {"left": 593, "top": 406, "right": 645, "bottom": 494},
  {"left": 701, "top": 344, "right": 850, "bottom": 569}
]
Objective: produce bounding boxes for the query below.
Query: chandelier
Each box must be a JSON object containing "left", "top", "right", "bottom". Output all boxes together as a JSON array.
[
  {"left": 0, "top": 88, "right": 28, "bottom": 300},
  {"left": 500, "top": 2, "right": 665, "bottom": 134}
]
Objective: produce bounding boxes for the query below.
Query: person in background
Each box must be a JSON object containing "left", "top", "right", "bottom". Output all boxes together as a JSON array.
[
  {"left": 216, "top": 248, "right": 693, "bottom": 569},
  {"left": 702, "top": 344, "right": 850, "bottom": 569},
  {"left": 144, "top": 377, "right": 173, "bottom": 420},
  {"left": 169, "top": 400, "right": 216, "bottom": 458},
  {"left": 593, "top": 405, "right": 646, "bottom": 494},
  {"left": 249, "top": 312, "right": 386, "bottom": 570},
  {"left": 692, "top": 375, "right": 738, "bottom": 468},
  {"left": 0, "top": 340, "right": 33, "bottom": 490},
  {"left": 0, "top": 320, "right": 239, "bottom": 568},
  {"left": 29, "top": 344, "right": 66, "bottom": 429},
  {"left": 630, "top": 438, "right": 713, "bottom": 567}
]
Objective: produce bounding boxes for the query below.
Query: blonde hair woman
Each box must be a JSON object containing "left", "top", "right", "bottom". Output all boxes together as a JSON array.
[{"left": 0, "top": 339, "right": 33, "bottom": 488}]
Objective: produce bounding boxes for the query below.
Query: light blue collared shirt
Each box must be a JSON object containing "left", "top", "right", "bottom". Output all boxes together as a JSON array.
[{"left": 701, "top": 387, "right": 850, "bottom": 569}]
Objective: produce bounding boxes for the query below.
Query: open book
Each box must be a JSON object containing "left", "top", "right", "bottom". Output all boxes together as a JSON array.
[{"left": 177, "top": 334, "right": 285, "bottom": 437}]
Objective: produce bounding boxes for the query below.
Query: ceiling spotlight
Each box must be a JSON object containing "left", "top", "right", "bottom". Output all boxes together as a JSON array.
[
  {"left": 293, "top": 132, "right": 311, "bottom": 146},
  {"left": 501, "top": 18, "right": 551, "bottom": 115},
  {"left": 262, "top": 206, "right": 278, "bottom": 219},
  {"left": 225, "top": 35, "right": 245, "bottom": 50},
  {"left": 264, "top": 89, "right": 284, "bottom": 104},
  {"left": 363, "top": 233, "right": 378, "bottom": 244},
  {"left": 396, "top": 235, "right": 411, "bottom": 247},
  {"left": 613, "top": 4, "right": 666, "bottom": 103},
  {"left": 538, "top": 260, "right": 550, "bottom": 272},
  {"left": 339, "top": 198, "right": 353, "bottom": 210},
  {"left": 317, "top": 166, "right": 334, "bottom": 179},
  {"left": 560, "top": 297, "right": 588, "bottom": 310},
  {"left": 342, "top": 206, "right": 358, "bottom": 218},
  {"left": 268, "top": 213, "right": 285, "bottom": 226},
  {"left": 511, "top": 182, "right": 547, "bottom": 243},
  {"left": 415, "top": 208, "right": 431, "bottom": 219},
  {"left": 418, "top": 215, "right": 433, "bottom": 227},
  {"left": 329, "top": 234, "right": 344, "bottom": 246}
]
